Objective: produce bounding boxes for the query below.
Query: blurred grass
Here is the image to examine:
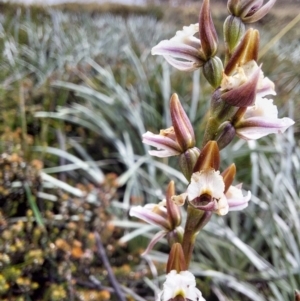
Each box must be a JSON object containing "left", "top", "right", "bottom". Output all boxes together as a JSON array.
[{"left": 0, "top": 1, "right": 299, "bottom": 300}]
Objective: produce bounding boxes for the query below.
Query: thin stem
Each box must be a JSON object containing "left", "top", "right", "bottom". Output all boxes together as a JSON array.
[
  {"left": 94, "top": 231, "right": 126, "bottom": 301},
  {"left": 19, "top": 82, "right": 28, "bottom": 156},
  {"left": 181, "top": 206, "right": 212, "bottom": 267},
  {"left": 201, "top": 117, "right": 220, "bottom": 148}
]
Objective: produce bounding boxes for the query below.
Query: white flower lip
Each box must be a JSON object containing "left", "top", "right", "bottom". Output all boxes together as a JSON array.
[
  {"left": 186, "top": 170, "right": 251, "bottom": 216},
  {"left": 157, "top": 270, "right": 206, "bottom": 301},
  {"left": 187, "top": 169, "right": 229, "bottom": 216}
]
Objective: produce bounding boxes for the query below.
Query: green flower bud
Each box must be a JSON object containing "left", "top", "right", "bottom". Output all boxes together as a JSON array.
[
  {"left": 203, "top": 56, "right": 224, "bottom": 88},
  {"left": 223, "top": 15, "right": 245, "bottom": 55}
]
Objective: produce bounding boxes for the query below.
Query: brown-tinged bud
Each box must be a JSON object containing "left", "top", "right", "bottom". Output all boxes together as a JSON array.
[
  {"left": 203, "top": 56, "right": 224, "bottom": 89},
  {"left": 199, "top": 0, "right": 218, "bottom": 59},
  {"left": 216, "top": 122, "right": 236, "bottom": 150},
  {"left": 193, "top": 141, "right": 220, "bottom": 172},
  {"left": 166, "top": 181, "right": 182, "bottom": 229},
  {"left": 166, "top": 243, "right": 187, "bottom": 273},
  {"left": 223, "top": 15, "right": 246, "bottom": 55},
  {"left": 225, "top": 28, "right": 259, "bottom": 75},
  {"left": 179, "top": 147, "right": 201, "bottom": 180},
  {"left": 228, "top": 0, "right": 276, "bottom": 24},
  {"left": 170, "top": 93, "right": 195, "bottom": 151},
  {"left": 221, "top": 163, "right": 236, "bottom": 193}
]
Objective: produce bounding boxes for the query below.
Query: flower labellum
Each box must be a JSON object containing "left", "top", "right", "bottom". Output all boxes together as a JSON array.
[
  {"left": 186, "top": 159, "right": 251, "bottom": 216},
  {"left": 157, "top": 270, "right": 206, "bottom": 301}
]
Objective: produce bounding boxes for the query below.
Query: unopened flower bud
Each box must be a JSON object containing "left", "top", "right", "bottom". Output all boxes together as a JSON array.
[
  {"left": 170, "top": 94, "right": 195, "bottom": 151},
  {"left": 223, "top": 15, "right": 245, "bottom": 55},
  {"left": 166, "top": 181, "right": 182, "bottom": 229},
  {"left": 216, "top": 122, "right": 236, "bottom": 150},
  {"left": 199, "top": 0, "right": 218, "bottom": 59},
  {"left": 225, "top": 28, "right": 259, "bottom": 75},
  {"left": 179, "top": 147, "right": 201, "bottom": 180},
  {"left": 193, "top": 141, "right": 220, "bottom": 173},
  {"left": 221, "top": 163, "right": 236, "bottom": 193},
  {"left": 203, "top": 56, "right": 223, "bottom": 88},
  {"left": 166, "top": 243, "right": 187, "bottom": 273}
]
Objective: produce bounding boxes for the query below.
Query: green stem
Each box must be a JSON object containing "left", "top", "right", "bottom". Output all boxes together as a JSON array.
[
  {"left": 202, "top": 117, "right": 220, "bottom": 148},
  {"left": 182, "top": 206, "right": 212, "bottom": 267}
]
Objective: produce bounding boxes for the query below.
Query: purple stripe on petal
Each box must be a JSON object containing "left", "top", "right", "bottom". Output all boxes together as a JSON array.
[
  {"left": 142, "top": 131, "right": 182, "bottom": 152},
  {"left": 149, "top": 149, "right": 180, "bottom": 157},
  {"left": 130, "top": 206, "right": 171, "bottom": 229},
  {"left": 164, "top": 56, "right": 200, "bottom": 72},
  {"left": 236, "top": 117, "right": 294, "bottom": 140},
  {"left": 152, "top": 41, "right": 203, "bottom": 65}
]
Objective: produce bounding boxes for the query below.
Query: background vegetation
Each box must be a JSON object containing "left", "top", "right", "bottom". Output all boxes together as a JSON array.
[{"left": 0, "top": 1, "right": 299, "bottom": 300}]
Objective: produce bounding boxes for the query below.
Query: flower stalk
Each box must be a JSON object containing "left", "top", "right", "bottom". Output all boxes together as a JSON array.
[{"left": 129, "top": 0, "right": 294, "bottom": 299}]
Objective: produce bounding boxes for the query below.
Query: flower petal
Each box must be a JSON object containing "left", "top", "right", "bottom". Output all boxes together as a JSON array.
[
  {"left": 152, "top": 41, "right": 203, "bottom": 64},
  {"left": 244, "top": 97, "right": 278, "bottom": 119},
  {"left": 164, "top": 55, "right": 201, "bottom": 72},
  {"left": 227, "top": 185, "right": 251, "bottom": 211},
  {"left": 142, "top": 131, "right": 182, "bottom": 157},
  {"left": 236, "top": 117, "right": 295, "bottom": 140},
  {"left": 187, "top": 170, "right": 225, "bottom": 201},
  {"left": 215, "top": 194, "right": 229, "bottom": 215},
  {"left": 130, "top": 205, "right": 171, "bottom": 229},
  {"left": 243, "top": 0, "right": 276, "bottom": 23}
]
